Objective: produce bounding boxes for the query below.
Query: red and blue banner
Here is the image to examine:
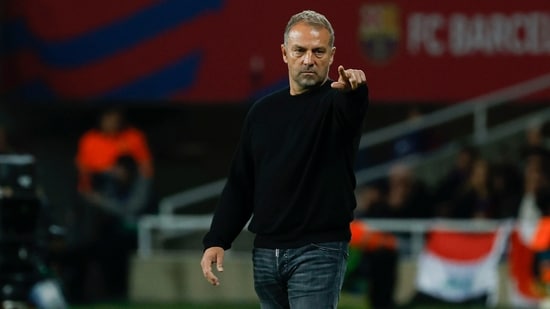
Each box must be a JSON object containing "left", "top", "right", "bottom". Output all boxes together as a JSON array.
[{"left": 2, "top": 0, "right": 550, "bottom": 103}]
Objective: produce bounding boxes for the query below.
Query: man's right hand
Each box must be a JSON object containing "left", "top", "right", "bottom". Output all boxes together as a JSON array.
[{"left": 200, "top": 246, "right": 225, "bottom": 286}]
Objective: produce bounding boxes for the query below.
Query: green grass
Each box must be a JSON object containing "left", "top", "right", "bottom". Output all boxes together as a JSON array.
[
  {"left": 71, "top": 303, "right": 512, "bottom": 309},
  {"left": 68, "top": 293, "right": 513, "bottom": 309},
  {"left": 72, "top": 305, "right": 259, "bottom": 309}
]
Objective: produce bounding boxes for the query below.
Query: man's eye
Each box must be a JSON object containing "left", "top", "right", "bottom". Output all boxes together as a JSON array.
[
  {"left": 314, "top": 50, "right": 326, "bottom": 57},
  {"left": 292, "top": 50, "right": 304, "bottom": 56}
]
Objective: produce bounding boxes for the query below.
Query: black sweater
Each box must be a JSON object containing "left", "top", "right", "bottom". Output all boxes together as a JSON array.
[{"left": 203, "top": 82, "right": 369, "bottom": 250}]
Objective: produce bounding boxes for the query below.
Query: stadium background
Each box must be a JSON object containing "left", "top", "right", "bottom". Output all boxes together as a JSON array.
[{"left": 1, "top": 0, "right": 550, "bottom": 308}]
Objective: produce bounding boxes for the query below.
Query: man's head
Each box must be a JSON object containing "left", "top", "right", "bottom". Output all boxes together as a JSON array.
[
  {"left": 281, "top": 10, "right": 335, "bottom": 95},
  {"left": 99, "top": 108, "right": 125, "bottom": 134}
]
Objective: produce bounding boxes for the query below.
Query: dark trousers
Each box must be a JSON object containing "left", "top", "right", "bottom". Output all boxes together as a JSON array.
[{"left": 347, "top": 248, "right": 398, "bottom": 309}]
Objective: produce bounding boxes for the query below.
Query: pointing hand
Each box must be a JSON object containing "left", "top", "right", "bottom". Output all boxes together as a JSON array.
[{"left": 331, "top": 65, "right": 366, "bottom": 92}]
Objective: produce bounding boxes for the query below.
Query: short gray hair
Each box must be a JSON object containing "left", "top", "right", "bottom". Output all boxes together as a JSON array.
[{"left": 283, "top": 10, "right": 335, "bottom": 47}]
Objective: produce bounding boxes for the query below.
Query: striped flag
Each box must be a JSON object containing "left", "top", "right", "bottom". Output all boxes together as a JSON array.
[{"left": 416, "top": 225, "right": 510, "bottom": 306}]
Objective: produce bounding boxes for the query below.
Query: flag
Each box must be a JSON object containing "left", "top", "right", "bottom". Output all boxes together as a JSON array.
[
  {"left": 416, "top": 225, "right": 510, "bottom": 306},
  {"left": 508, "top": 228, "right": 547, "bottom": 307}
]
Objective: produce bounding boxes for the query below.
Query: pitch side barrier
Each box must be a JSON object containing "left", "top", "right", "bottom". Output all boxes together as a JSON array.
[
  {"left": 159, "top": 73, "right": 550, "bottom": 215},
  {"left": 137, "top": 217, "right": 510, "bottom": 258}
]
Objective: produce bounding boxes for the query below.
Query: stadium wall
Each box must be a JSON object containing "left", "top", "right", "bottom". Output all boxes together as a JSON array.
[{"left": 2, "top": 0, "right": 549, "bottom": 103}]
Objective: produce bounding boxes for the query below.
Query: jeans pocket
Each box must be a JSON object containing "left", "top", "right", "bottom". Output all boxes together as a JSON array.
[{"left": 311, "top": 242, "right": 349, "bottom": 260}]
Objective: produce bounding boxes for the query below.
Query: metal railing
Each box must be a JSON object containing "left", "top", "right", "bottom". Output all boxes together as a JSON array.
[
  {"left": 359, "top": 72, "right": 550, "bottom": 149},
  {"left": 356, "top": 106, "right": 550, "bottom": 185},
  {"left": 137, "top": 216, "right": 509, "bottom": 258}
]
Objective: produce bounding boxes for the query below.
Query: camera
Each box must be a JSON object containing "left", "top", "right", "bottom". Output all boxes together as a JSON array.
[{"left": 0, "top": 154, "right": 65, "bottom": 309}]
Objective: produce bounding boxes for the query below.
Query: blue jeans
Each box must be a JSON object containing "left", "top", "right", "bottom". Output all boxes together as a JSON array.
[{"left": 253, "top": 241, "right": 349, "bottom": 309}]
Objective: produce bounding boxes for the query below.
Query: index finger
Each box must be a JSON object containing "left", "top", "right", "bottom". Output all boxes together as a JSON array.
[{"left": 338, "top": 65, "right": 348, "bottom": 81}]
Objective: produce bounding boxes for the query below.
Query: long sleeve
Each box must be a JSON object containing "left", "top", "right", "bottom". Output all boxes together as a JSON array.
[
  {"left": 333, "top": 84, "right": 369, "bottom": 133},
  {"left": 203, "top": 83, "right": 369, "bottom": 250},
  {"left": 202, "top": 121, "right": 255, "bottom": 250}
]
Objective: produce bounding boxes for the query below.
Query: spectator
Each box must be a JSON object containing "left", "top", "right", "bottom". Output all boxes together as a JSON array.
[
  {"left": 367, "top": 163, "right": 433, "bottom": 219},
  {"left": 75, "top": 108, "right": 154, "bottom": 230},
  {"left": 433, "top": 146, "right": 478, "bottom": 217},
  {"left": 490, "top": 162, "right": 523, "bottom": 219},
  {"left": 75, "top": 108, "right": 153, "bottom": 196},
  {"left": 354, "top": 181, "right": 387, "bottom": 218},
  {"left": 518, "top": 152, "right": 550, "bottom": 223},
  {"left": 70, "top": 108, "right": 154, "bottom": 302},
  {"left": 447, "top": 158, "right": 497, "bottom": 219},
  {"left": 392, "top": 106, "right": 439, "bottom": 160},
  {"left": 521, "top": 118, "right": 550, "bottom": 162}
]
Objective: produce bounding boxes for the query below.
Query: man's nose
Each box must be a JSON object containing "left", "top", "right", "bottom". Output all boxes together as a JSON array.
[{"left": 303, "top": 51, "right": 313, "bottom": 65}]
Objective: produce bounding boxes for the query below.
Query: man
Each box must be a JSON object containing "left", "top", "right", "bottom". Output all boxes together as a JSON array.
[
  {"left": 74, "top": 108, "right": 154, "bottom": 300},
  {"left": 200, "top": 10, "right": 368, "bottom": 308},
  {"left": 75, "top": 108, "right": 153, "bottom": 195}
]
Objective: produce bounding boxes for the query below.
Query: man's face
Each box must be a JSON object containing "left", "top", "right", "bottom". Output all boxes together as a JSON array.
[
  {"left": 281, "top": 22, "right": 335, "bottom": 95},
  {"left": 100, "top": 112, "right": 122, "bottom": 134}
]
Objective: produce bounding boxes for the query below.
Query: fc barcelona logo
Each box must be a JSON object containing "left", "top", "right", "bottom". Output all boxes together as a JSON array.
[{"left": 358, "top": 4, "right": 400, "bottom": 64}]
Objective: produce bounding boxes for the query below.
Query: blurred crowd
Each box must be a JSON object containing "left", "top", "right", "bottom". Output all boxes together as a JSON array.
[
  {"left": 348, "top": 117, "right": 550, "bottom": 309},
  {"left": 355, "top": 118, "right": 550, "bottom": 222}
]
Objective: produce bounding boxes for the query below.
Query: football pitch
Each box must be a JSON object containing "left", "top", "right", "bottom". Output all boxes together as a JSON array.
[
  {"left": 70, "top": 291, "right": 511, "bottom": 309},
  {"left": 71, "top": 303, "right": 510, "bottom": 309},
  {"left": 70, "top": 301, "right": 505, "bottom": 309}
]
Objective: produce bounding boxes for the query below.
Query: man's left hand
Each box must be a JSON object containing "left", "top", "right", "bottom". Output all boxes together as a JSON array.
[{"left": 331, "top": 65, "right": 366, "bottom": 92}]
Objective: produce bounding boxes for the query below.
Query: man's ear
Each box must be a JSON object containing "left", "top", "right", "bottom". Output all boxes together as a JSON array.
[
  {"left": 329, "top": 46, "right": 335, "bottom": 65},
  {"left": 281, "top": 44, "right": 288, "bottom": 63}
]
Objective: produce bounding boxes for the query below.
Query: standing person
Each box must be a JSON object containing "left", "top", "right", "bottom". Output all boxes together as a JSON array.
[
  {"left": 72, "top": 107, "right": 154, "bottom": 301},
  {"left": 200, "top": 10, "right": 369, "bottom": 308}
]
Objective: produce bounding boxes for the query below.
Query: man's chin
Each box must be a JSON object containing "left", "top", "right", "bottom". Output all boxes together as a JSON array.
[{"left": 298, "top": 79, "right": 322, "bottom": 89}]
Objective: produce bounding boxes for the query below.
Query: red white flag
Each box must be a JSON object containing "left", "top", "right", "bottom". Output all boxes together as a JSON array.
[{"left": 416, "top": 225, "right": 510, "bottom": 306}]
